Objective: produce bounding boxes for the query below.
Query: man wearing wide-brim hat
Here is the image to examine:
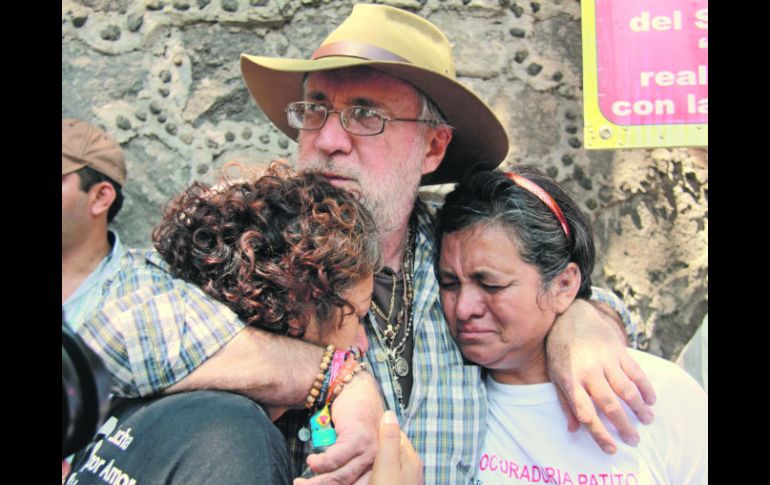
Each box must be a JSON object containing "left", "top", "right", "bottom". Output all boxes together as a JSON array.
[
  {"left": 66, "top": 5, "right": 653, "bottom": 484},
  {"left": 241, "top": 3, "right": 508, "bottom": 188}
]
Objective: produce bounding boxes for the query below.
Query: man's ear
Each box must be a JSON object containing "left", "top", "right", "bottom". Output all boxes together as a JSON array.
[
  {"left": 421, "top": 126, "right": 453, "bottom": 176},
  {"left": 89, "top": 182, "right": 116, "bottom": 218},
  {"left": 551, "top": 263, "right": 582, "bottom": 314}
]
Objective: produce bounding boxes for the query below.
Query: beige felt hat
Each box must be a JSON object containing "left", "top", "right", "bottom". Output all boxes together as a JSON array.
[
  {"left": 62, "top": 119, "right": 127, "bottom": 186},
  {"left": 240, "top": 3, "right": 509, "bottom": 186}
]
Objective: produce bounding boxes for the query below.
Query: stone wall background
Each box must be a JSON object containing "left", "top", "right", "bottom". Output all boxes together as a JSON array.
[{"left": 61, "top": 0, "right": 708, "bottom": 361}]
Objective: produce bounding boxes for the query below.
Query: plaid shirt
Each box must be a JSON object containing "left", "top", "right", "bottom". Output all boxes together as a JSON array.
[
  {"left": 590, "top": 286, "right": 639, "bottom": 349},
  {"left": 277, "top": 198, "right": 486, "bottom": 483},
  {"left": 366, "top": 198, "right": 486, "bottom": 484},
  {"left": 76, "top": 249, "right": 245, "bottom": 398}
]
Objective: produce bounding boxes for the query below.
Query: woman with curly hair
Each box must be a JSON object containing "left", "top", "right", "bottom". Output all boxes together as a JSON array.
[
  {"left": 153, "top": 162, "right": 381, "bottom": 351},
  {"left": 68, "top": 163, "right": 385, "bottom": 485}
]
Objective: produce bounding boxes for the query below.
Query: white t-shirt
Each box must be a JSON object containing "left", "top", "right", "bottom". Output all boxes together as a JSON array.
[{"left": 475, "top": 349, "right": 707, "bottom": 485}]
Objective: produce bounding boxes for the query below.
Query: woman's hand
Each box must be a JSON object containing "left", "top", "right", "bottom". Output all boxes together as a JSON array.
[{"left": 371, "top": 411, "right": 423, "bottom": 485}]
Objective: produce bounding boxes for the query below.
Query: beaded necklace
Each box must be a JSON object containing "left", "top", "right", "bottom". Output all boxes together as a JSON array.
[
  {"left": 370, "top": 271, "right": 399, "bottom": 341},
  {"left": 368, "top": 218, "right": 416, "bottom": 409}
]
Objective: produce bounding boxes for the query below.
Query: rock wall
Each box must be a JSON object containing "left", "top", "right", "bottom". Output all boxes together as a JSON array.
[{"left": 61, "top": 0, "right": 708, "bottom": 361}]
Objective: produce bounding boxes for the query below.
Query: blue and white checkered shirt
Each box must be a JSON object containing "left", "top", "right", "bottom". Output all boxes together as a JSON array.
[
  {"left": 276, "top": 198, "right": 486, "bottom": 482},
  {"left": 76, "top": 249, "right": 246, "bottom": 398},
  {"left": 363, "top": 198, "right": 486, "bottom": 484}
]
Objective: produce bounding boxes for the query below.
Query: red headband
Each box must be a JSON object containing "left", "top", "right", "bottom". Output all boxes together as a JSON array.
[{"left": 504, "top": 172, "right": 571, "bottom": 238}]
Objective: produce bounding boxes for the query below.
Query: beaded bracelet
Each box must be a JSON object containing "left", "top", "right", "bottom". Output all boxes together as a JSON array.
[
  {"left": 305, "top": 345, "right": 335, "bottom": 409},
  {"left": 326, "top": 358, "right": 367, "bottom": 404},
  {"left": 316, "top": 367, "right": 334, "bottom": 409},
  {"left": 313, "top": 349, "right": 352, "bottom": 411}
]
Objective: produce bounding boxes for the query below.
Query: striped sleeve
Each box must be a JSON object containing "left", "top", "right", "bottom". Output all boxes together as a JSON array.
[
  {"left": 77, "top": 249, "right": 246, "bottom": 397},
  {"left": 590, "top": 286, "right": 639, "bottom": 348}
]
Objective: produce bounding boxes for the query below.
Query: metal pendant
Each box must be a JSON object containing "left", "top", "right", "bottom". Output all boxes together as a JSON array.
[
  {"left": 394, "top": 356, "right": 410, "bottom": 377},
  {"left": 375, "top": 348, "right": 389, "bottom": 363},
  {"left": 393, "top": 379, "right": 403, "bottom": 399},
  {"left": 298, "top": 426, "right": 311, "bottom": 442}
]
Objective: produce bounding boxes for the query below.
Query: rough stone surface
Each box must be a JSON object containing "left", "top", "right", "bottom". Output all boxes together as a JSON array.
[
  {"left": 127, "top": 12, "right": 143, "bottom": 32},
  {"left": 145, "top": 0, "right": 164, "bottom": 10},
  {"left": 100, "top": 25, "right": 121, "bottom": 41},
  {"left": 62, "top": 0, "right": 708, "bottom": 362},
  {"left": 73, "top": 15, "right": 89, "bottom": 27},
  {"left": 222, "top": 0, "right": 238, "bottom": 12},
  {"left": 116, "top": 115, "right": 132, "bottom": 130},
  {"left": 526, "top": 63, "right": 542, "bottom": 76}
]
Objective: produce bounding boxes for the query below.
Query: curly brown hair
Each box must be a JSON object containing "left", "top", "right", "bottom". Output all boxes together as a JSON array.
[{"left": 153, "top": 162, "right": 381, "bottom": 337}]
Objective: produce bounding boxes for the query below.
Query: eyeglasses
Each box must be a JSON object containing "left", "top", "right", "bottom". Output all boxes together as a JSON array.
[{"left": 285, "top": 101, "right": 438, "bottom": 136}]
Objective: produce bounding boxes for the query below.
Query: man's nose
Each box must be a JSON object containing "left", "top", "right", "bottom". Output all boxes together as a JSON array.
[{"left": 314, "top": 111, "right": 353, "bottom": 156}]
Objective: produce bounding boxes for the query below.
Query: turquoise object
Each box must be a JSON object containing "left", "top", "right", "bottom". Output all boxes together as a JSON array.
[{"left": 309, "top": 404, "right": 337, "bottom": 449}]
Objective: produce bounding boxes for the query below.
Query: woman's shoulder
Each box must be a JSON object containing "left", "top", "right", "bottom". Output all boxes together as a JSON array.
[
  {"left": 628, "top": 348, "right": 706, "bottom": 397},
  {"left": 627, "top": 349, "right": 707, "bottom": 483},
  {"left": 626, "top": 348, "right": 707, "bottom": 438}
]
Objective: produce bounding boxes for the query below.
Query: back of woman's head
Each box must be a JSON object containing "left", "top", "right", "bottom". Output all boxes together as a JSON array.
[
  {"left": 436, "top": 165, "right": 594, "bottom": 298},
  {"left": 153, "top": 162, "right": 381, "bottom": 336}
]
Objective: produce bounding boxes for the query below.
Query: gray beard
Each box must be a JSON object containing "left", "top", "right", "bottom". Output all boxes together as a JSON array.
[
  {"left": 297, "top": 158, "right": 421, "bottom": 237},
  {"left": 368, "top": 179, "right": 420, "bottom": 237},
  {"left": 297, "top": 123, "right": 428, "bottom": 237}
]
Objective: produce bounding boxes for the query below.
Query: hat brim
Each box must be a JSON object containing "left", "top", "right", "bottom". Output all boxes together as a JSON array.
[
  {"left": 62, "top": 156, "right": 86, "bottom": 176},
  {"left": 241, "top": 54, "right": 508, "bottom": 185}
]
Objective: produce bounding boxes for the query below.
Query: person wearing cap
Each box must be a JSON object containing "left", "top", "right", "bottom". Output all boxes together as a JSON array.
[
  {"left": 65, "top": 5, "right": 655, "bottom": 484},
  {"left": 62, "top": 118, "right": 127, "bottom": 330}
]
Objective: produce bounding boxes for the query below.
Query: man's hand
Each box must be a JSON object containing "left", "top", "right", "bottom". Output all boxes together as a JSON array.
[
  {"left": 371, "top": 411, "right": 423, "bottom": 485},
  {"left": 294, "top": 371, "right": 384, "bottom": 485},
  {"left": 546, "top": 299, "right": 656, "bottom": 454}
]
